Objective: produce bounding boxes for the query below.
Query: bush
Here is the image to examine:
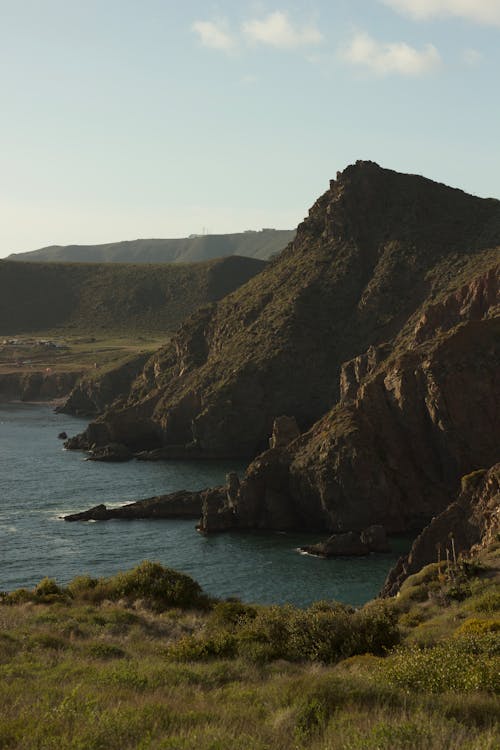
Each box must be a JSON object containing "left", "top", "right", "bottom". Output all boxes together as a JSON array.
[
  {"left": 468, "top": 589, "right": 500, "bottom": 614},
  {"left": 67, "top": 562, "right": 209, "bottom": 611},
  {"left": 382, "top": 638, "right": 500, "bottom": 693},
  {"left": 454, "top": 618, "right": 500, "bottom": 638}
]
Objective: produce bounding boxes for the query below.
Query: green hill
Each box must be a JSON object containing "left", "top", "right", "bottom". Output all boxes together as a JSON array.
[
  {"left": 7, "top": 229, "right": 295, "bottom": 264},
  {"left": 0, "top": 255, "right": 266, "bottom": 335}
]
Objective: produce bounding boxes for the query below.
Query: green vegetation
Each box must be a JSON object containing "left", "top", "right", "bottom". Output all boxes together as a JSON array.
[
  {"left": 0, "top": 546, "right": 498, "bottom": 749},
  {"left": 0, "top": 255, "right": 265, "bottom": 336},
  {"left": 8, "top": 229, "right": 295, "bottom": 264}
]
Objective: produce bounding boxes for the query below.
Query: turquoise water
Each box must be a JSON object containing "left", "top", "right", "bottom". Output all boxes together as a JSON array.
[{"left": 0, "top": 403, "right": 407, "bottom": 607}]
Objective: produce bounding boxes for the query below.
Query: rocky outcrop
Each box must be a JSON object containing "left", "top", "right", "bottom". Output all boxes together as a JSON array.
[
  {"left": 413, "top": 265, "right": 499, "bottom": 344},
  {"left": 268, "top": 416, "right": 300, "bottom": 449},
  {"left": 382, "top": 463, "right": 500, "bottom": 596},
  {"left": 61, "top": 162, "right": 499, "bottom": 561},
  {"left": 339, "top": 343, "right": 391, "bottom": 403},
  {"left": 68, "top": 162, "right": 500, "bottom": 459},
  {"left": 86, "top": 443, "right": 133, "bottom": 462},
  {"left": 199, "top": 314, "right": 499, "bottom": 536},
  {"left": 0, "top": 370, "right": 81, "bottom": 402},
  {"left": 58, "top": 353, "right": 149, "bottom": 417},
  {"left": 63, "top": 490, "right": 205, "bottom": 521},
  {"left": 301, "top": 525, "right": 389, "bottom": 557}
]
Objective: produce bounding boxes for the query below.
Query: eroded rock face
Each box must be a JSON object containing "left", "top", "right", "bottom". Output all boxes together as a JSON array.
[
  {"left": 382, "top": 463, "right": 500, "bottom": 596},
  {"left": 58, "top": 353, "right": 150, "bottom": 417},
  {"left": 268, "top": 416, "right": 300, "bottom": 449},
  {"left": 68, "top": 162, "right": 500, "bottom": 458},
  {"left": 0, "top": 370, "right": 81, "bottom": 402},
  {"left": 413, "top": 265, "right": 499, "bottom": 344},
  {"left": 199, "top": 314, "right": 499, "bottom": 537}
]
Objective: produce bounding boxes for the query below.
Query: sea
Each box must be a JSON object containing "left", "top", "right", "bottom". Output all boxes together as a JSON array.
[{"left": 0, "top": 403, "right": 409, "bottom": 608}]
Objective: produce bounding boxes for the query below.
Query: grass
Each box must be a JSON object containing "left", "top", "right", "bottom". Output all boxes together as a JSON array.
[
  {"left": 0, "top": 331, "right": 167, "bottom": 376},
  {"left": 0, "top": 547, "right": 498, "bottom": 749}
]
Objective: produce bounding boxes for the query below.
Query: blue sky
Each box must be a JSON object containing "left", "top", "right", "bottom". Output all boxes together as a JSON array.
[{"left": 1, "top": 0, "right": 500, "bottom": 256}]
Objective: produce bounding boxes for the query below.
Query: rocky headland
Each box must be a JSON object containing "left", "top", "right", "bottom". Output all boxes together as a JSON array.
[{"left": 61, "top": 161, "right": 500, "bottom": 590}]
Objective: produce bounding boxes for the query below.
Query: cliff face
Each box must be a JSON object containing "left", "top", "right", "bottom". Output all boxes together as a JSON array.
[
  {"left": 0, "top": 370, "right": 81, "bottom": 402},
  {"left": 58, "top": 353, "right": 150, "bottom": 417},
  {"left": 382, "top": 463, "right": 500, "bottom": 596},
  {"left": 69, "top": 162, "right": 500, "bottom": 459}
]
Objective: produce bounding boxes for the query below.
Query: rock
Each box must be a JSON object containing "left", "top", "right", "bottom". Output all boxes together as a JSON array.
[
  {"left": 382, "top": 463, "right": 500, "bottom": 596},
  {"left": 0, "top": 371, "right": 81, "bottom": 403},
  {"left": 58, "top": 353, "right": 149, "bottom": 417},
  {"left": 70, "top": 164, "right": 500, "bottom": 460},
  {"left": 268, "top": 416, "right": 300, "bottom": 449},
  {"left": 302, "top": 531, "right": 369, "bottom": 557},
  {"left": 63, "top": 490, "right": 204, "bottom": 522},
  {"left": 86, "top": 443, "right": 133, "bottom": 462},
  {"left": 58, "top": 431, "right": 67, "bottom": 440},
  {"left": 360, "top": 525, "right": 390, "bottom": 552},
  {"left": 301, "top": 525, "right": 390, "bottom": 557}
]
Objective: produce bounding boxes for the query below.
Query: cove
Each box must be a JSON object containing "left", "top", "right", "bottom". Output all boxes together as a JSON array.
[{"left": 0, "top": 403, "right": 407, "bottom": 607}]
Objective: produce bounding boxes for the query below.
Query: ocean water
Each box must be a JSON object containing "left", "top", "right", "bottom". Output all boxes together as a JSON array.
[{"left": 0, "top": 403, "right": 407, "bottom": 607}]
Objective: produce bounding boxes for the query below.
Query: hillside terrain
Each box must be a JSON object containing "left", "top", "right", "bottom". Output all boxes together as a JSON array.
[
  {"left": 0, "top": 534, "right": 498, "bottom": 749},
  {"left": 65, "top": 162, "right": 499, "bottom": 554},
  {"left": 8, "top": 229, "right": 294, "bottom": 264},
  {"left": 0, "top": 255, "right": 266, "bottom": 335}
]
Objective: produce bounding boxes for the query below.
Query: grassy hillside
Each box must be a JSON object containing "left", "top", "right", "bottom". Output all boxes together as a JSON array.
[
  {"left": 0, "top": 255, "right": 266, "bottom": 335},
  {"left": 0, "top": 541, "right": 498, "bottom": 749},
  {"left": 8, "top": 229, "right": 295, "bottom": 264}
]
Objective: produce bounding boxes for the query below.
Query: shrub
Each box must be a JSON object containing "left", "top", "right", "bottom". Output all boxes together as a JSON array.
[
  {"left": 382, "top": 639, "right": 500, "bottom": 693},
  {"left": 468, "top": 589, "right": 500, "bottom": 614},
  {"left": 454, "top": 618, "right": 500, "bottom": 638},
  {"left": 86, "top": 642, "right": 128, "bottom": 659},
  {"left": 67, "top": 562, "right": 209, "bottom": 611}
]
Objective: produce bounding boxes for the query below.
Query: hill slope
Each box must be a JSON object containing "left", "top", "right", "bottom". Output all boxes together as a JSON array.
[
  {"left": 65, "top": 161, "right": 500, "bottom": 541},
  {"left": 71, "top": 161, "right": 500, "bottom": 449},
  {"left": 0, "top": 255, "right": 266, "bottom": 335},
  {"left": 8, "top": 230, "right": 295, "bottom": 264}
]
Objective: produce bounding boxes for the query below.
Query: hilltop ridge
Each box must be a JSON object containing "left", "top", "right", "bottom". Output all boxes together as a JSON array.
[
  {"left": 7, "top": 229, "right": 295, "bottom": 264},
  {"left": 0, "top": 254, "right": 266, "bottom": 335}
]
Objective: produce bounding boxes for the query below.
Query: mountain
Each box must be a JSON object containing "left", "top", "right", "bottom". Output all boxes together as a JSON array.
[
  {"left": 64, "top": 161, "right": 500, "bottom": 542},
  {"left": 0, "top": 255, "right": 266, "bottom": 335},
  {"left": 7, "top": 230, "right": 295, "bottom": 264}
]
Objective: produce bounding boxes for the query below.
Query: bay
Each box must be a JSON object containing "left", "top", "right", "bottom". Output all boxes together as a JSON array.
[{"left": 0, "top": 403, "right": 407, "bottom": 607}]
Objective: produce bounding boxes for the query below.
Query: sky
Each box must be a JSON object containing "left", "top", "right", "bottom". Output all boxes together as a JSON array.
[{"left": 1, "top": 0, "right": 500, "bottom": 257}]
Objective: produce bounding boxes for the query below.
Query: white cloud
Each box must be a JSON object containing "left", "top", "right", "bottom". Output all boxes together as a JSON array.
[
  {"left": 463, "top": 47, "right": 484, "bottom": 64},
  {"left": 192, "top": 20, "right": 236, "bottom": 53},
  {"left": 382, "top": 1, "right": 500, "bottom": 26},
  {"left": 242, "top": 11, "right": 323, "bottom": 49},
  {"left": 342, "top": 31, "right": 441, "bottom": 75}
]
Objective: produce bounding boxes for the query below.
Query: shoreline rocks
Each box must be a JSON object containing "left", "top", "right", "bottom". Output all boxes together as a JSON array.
[
  {"left": 300, "top": 525, "right": 390, "bottom": 557},
  {"left": 63, "top": 490, "right": 206, "bottom": 522}
]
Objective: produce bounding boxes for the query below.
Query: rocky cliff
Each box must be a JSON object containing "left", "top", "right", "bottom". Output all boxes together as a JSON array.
[
  {"left": 65, "top": 162, "right": 500, "bottom": 565},
  {"left": 68, "top": 162, "right": 500, "bottom": 461},
  {"left": 0, "top": 370, "right": 81, "bottom": 402},
  {"left": 382, "top": 463, "right": 500, "bottom": 595}
]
